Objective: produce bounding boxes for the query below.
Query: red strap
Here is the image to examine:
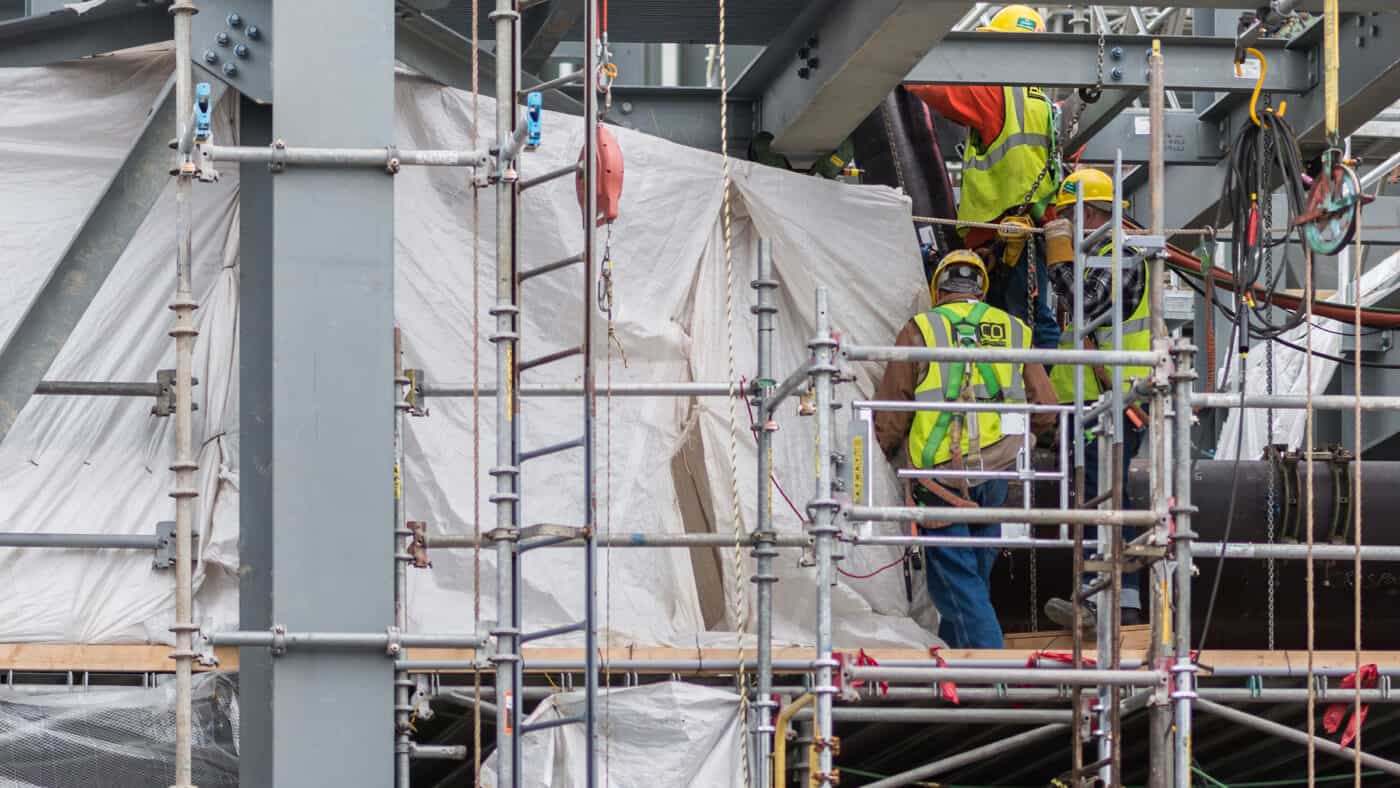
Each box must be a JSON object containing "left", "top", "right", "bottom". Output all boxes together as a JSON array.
[
  {"left": 843, "top": 650, "right": 889, "bottom": 697},
  {"left": 1027, "top": 650, "right": 1096, "bottom": 668},
  {"left": 1325, "top": 663, "right": 1378, "bottom": 748},
  {"left": 929, "top": 647, "right": 960, "bottom": 705}
]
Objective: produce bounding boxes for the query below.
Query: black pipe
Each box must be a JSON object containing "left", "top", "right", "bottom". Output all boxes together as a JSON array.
[{"left": 989, "top": 458, "right": 1400, "bottom": 648}]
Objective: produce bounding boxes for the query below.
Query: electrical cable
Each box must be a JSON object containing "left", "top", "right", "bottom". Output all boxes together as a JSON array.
[{"left": 1175, "top": 274, "right": 1400, "bottom": 370}]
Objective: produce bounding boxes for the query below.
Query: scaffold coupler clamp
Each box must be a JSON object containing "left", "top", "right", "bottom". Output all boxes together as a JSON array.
[
  {"left": 385, "top": 626, "right": 404, "bottom": 658},
  {"left": 194, "top": 633, "right": 219, "bottom": 667},
  {"left": 1169, "top": 659, "right": 1199, "bottom": 701},
  {"left": 407, "top": 521, "right": 431, "bottom": 568},
  {"left": 403, "top": 368, "right": 428, "bottom": 417},
  {"left": 270, "top": 624, "right": 288, "bottom": 657},
  {"left": 268, "top": 139, "right": 288, "bottom": 174},
  {"left": 192, "top": 82, "right": 219, "bottom": 183}
]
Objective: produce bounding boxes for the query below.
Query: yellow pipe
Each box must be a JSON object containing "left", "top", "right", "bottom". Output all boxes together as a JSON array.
[
  {"left": 772, "top": 693, "right": 814, "bottom": 787},
  {"left": 1325, "top": 0, "right": 1339, "bottom": 138}
]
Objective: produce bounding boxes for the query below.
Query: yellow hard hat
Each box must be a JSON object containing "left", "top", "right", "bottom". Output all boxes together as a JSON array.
[
  {"left": 931, "top": 249, "right": 989, "bottom": 299},
  {"left": 1054, "top": 168, "right": 1128, "bottom": 209},
  {"left": 978, "top": 5, "right": 1046, "bottom": 33}
]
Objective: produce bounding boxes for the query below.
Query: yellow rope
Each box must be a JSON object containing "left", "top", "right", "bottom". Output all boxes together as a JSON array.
[
  {"left": 1304, "top": 242, "right": 1317, "bottom": 785},
  {"left": 717, "top": 0, "right": 753, "bottom": 784},
  {"left": 1352, "top": 189, "right": 1368, "bottom": 787}
]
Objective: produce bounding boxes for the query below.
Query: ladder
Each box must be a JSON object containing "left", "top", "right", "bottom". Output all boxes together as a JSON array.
[{"left": 488, "top": 0, "right": 603, "bottom": 785}]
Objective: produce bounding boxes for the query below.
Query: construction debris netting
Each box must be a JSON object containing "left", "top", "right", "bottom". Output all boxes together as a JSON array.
[
  {"left": 0, "top": 673, "right": 239, "bottom": 787},
  {"left": 0, "top": 47, "right": 939, "bottom": 650}
]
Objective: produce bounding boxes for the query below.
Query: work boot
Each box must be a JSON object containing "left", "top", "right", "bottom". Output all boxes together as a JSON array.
[{"left": 1045, "top": 598, "right": 1145, "bottom": 634}]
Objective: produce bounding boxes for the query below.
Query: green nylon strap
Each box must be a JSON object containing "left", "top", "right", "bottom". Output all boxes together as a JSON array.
[{"left": 920, "top": 302, "right": 1003, "bottom": 468}]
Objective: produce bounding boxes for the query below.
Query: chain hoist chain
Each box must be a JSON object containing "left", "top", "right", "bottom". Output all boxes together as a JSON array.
[
  {"left": 1262, "top": 114, "right": 1278, "bottom": 651},
  {"left": 1018, "top": 26, "right": 1105, "bottom": 217},
  {"left": 1029, "top": 541, "right": 1039, "bottom": 633}
]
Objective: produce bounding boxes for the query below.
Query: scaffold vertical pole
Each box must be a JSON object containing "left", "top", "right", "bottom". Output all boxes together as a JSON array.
[
  {"left": 811, "top": 287, "right": 839, "bottom": 787},
  {"left": 753, "top": 238, "right": 779, "bottom": 786},
  {"left": 1106, "top": 149, "right": 1127, "bottom": 787},
  {"left": 1172, "top": 341, "right": 1198, "bottom": 787},
  {"left": 491, "top": 0, "right": 521, "bottom": 782},
  {"left": 1070, "top": 186, "right": 1088, "bottom": 784},
  {"left": 582, "top": 0, "right": 602, "bottom": 781},
  {"left": 393, "top": 329, "right": 413, "bottom": 787},
  {"left": 169, "top": 2, "right": 199, "bottom": 786},
  {"left": 1147, "top": 37, "right": 1173, "bottom": 788}
]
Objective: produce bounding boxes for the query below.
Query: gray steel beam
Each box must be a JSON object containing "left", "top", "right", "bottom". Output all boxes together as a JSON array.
[
  {"left": 908, "top": 33, "right": 1309, "bottom": 93},
  {"left": 251, "top": 3, "right": 396, "bottom": 786},
  {"left": 237, "top": 95, "right": 274, "bottom": 788},
  {"left": 1061, "top": 88, "right": 1142, "bottom": 158},
  {"left": 0, "top": 78, "right": 225, "bottom": 444},
  {"left": 0, "top": 0, "right": 170, "bottom": 67},
  {"left": 594, "top": 86, "right": 755, "bottom": 153},
  {"left": 1128, "top": 12, "right": 1400, "bottom": 232},
  {"left": 1078, "top": 109, "right": 1223, "bottom": 165},
  {"left": 394, "top": 5, "right": 582, "bottom": 114},
  {"left": 520, "top": 0, "right": 583, "bottom": 77},
  {"left": 762, "top": 0, "right": 971, "bottom": 159}
]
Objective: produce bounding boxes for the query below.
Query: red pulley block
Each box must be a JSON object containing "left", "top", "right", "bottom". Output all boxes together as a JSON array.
[{"left": 577, "top": 124, "right": 624, "bottom": 227}]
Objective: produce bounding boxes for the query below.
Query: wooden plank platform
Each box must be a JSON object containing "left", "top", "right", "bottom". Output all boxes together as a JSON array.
[{"left": 5, "top": 640, "right": 1399, "bottom": 675}]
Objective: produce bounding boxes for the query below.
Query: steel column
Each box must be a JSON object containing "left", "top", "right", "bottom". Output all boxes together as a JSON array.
[{"left": 252, "top": 2, "right": 397, "bottom": 785}]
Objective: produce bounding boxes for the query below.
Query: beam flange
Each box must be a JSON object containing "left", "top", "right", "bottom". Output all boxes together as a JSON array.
[
  {"left": 394, "top": 6, "right": 581, "bottom": 114},
  {"left": 520, "top": 0, "right": 584, "bottom": 76},
  {"left": 763, "top": 0, "right": 971, "bottom": 159},
  {"left": 0, "top": 0, "right": 170, "bottom": 67},
  {"left": 908, "top": 32, "right": 1310, "bottom": 93},
  {"left": 1079, "top": 110, "right": 1222, "bottom": 165}
]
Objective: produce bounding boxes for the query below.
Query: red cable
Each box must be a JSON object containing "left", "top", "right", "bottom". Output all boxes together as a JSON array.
[{"left": 739, "top": 378, "right": 904, "bottom": 581}]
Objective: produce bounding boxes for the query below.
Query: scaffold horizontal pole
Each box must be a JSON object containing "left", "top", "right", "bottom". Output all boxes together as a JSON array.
[
  {"left": 206, "top": 630, "right": 488, "bottom": 650},
  {"left": 792, "top": 706, "right": 1075, "bottom": 724},
  {"left": 845, "top": 505, "right": 1160, "bottom": 527},
  {"left": 844, "top": 666, "right": 1164, "bottom": 687},
  {"left": 423, "top": 531, "right": 811, "bottom": 549},
  {"left": 419, "top": 382, "right": 751, "bottom": 398},
  {"left": 1192, "top": 393, "right": 1400, "bottom": 412},
  {"left": 842, "top": 345, "right": 1161, "bottom": 367},
  {"left": 33, "top": 381, "right": 163, "bottom": 397},
  {"left": 206, "top": 144, "right": 489, "bottom": 169},
  {"left": 0, "top": 532, "right": 158, "bottom": 549}
]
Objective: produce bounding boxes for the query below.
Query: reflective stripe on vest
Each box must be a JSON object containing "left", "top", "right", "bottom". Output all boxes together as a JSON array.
[
  {"left": 957, "top": 86, "right": 1057, "bottom": 232},
  {"left": 1050, "top": 250, "right": 1152, "bottom": 404},
  {"left": 907, "top": 302, "right": 1030, "bottom": 469}
]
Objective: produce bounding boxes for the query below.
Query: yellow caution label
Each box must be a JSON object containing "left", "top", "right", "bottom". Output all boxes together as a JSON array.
[
  {"left": 394, "top": 462, "right": 402, "bottom": 501},
  {"left": 851, "top": 435, "right": 865, "bottom": 502}
]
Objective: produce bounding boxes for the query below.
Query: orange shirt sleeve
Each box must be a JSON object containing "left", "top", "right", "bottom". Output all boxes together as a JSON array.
[{"left": 904, "top": 84, "right": 1007, "bottom": 147}]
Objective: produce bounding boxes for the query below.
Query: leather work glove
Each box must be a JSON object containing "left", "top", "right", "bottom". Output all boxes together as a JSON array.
[{"left": 1043, "top": 218, "right": 1074, "bottom": 266}]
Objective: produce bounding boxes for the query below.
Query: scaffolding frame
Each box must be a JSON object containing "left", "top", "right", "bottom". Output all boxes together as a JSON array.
[{"left": 6, "top": 8, "right": 1400, "bottom": 788}]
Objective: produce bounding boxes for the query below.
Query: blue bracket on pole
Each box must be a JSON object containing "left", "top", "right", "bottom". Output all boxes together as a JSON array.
[
  {"left": 526, "top": 91, "right": 543, "bottom": 151},
  {"left": 194, "top": 82, "right": 213, "bottom": 143}
]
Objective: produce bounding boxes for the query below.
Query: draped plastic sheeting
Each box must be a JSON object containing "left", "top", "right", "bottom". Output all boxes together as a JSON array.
[
  {"left": 480, "top": 682, "right": 744, "bottom": 787},
  {"left": 1215, "top": 251, "right": 1400, "bottom": 461},
  {"left": 0, "top": 48, "right": 937, "bottom": 649}
]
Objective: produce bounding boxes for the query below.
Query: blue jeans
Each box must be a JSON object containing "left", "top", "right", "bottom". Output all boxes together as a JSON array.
[
  {"left": 1080, "top": 417, "right": 1146, "bottom": 610},
  {"left": 986, "top": 239, "right": 1061, "bottom": 350},
  {"left": 915, "top": 479, "right": 1009, "bottom": 649}
]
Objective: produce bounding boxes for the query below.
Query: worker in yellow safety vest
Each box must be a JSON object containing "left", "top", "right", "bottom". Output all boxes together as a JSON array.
[
  {"left": 904, "top": 5, "right": 1062, "bottom": 351},
  {"left": 1040, "top": 168, "right": 1150, "bottom": 631},
  {"left": 874, "top": 249, "right": 1057, "bottom": 648}
]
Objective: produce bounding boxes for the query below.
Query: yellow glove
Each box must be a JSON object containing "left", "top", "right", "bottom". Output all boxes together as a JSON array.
[{"left": 1043, "top": 218, "right": 1074, "bottom": 266}]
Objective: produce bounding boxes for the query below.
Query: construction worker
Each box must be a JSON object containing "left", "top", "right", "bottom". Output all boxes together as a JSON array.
[
  {"left": 874, "top": 250, "right": 1058, "bottom": 649},
  {"left": 1041, "top": 168, "right": 1149, "bottom": 629},
  {"left": 904, "top": 4, "right": 1061, "bottom": 351}
]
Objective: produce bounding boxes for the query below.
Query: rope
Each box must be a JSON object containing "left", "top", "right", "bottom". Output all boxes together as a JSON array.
[
  {"left": 469, "top": 0, "right": 482, "bottom": 780},
  {"left": 1304, "top": 241, "right": 1317, "bottom": 785},
  {"left": 716, "top": 0, "right": 753, "bottom": 784},
  {"left": 1352, "top": 194, "right": 1365, "bottom": 786}
]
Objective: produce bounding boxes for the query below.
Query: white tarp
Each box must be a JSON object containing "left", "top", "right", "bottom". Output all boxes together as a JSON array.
[
  {"left": 0, "top": 47, "right": 936, "bottom": 649},
  {"left": 1216, "top": 250, "right": 1400, "bottom": 460},
  {"left": 479, "top": 682, "right": 743, "bottom": 787}
]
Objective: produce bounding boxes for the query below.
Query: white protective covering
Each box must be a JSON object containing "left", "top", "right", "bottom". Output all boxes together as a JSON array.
[
  {"left": 1216, "top": 250, "right": 1400, "bottom": 460},
  {"left": 479, "top": 682, "right": 743, "bottom": 787},
  {"left": 0, "top": 48, "right": 938, "bottom": 648}
]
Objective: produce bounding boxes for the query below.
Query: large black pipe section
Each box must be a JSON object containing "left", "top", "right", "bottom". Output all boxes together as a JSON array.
[{"left": 990, "top": 459, "right": 1400, "bottom": 649}]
